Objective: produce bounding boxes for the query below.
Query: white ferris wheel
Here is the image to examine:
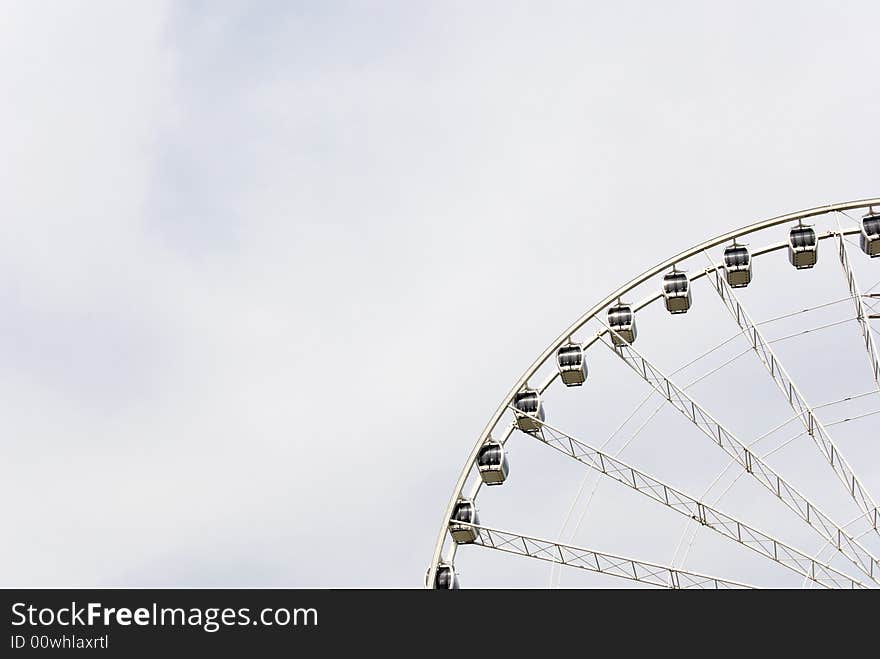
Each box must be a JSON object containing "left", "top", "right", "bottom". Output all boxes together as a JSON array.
[{"left": 428, "top": 198, "right": 880, "bottom": 590}]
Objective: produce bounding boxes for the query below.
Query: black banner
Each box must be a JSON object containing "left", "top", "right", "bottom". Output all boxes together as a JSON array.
[{"left": 0, "top": 588, "right": 869, "bottom": 655}]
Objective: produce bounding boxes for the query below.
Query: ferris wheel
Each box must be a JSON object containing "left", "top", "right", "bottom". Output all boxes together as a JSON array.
[{"left": 427, "top": 198, "right": 880, "bottom": 589}]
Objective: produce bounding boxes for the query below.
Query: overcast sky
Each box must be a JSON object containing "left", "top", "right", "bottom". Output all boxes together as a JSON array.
[{"left": 1, "top": 1, "right": 879, "bottom": 587}]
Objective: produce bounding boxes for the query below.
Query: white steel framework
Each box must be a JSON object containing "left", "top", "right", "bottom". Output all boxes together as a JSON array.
[
  {"left": 513, "top": 410, "right": 865, "bottom": 588},
  {"left": 428, "top": 198, "right": 880, "bottom": 589},
  {"left": 602, "top": 335, "right": 880, "bottom": 584},
  {"left": 836, "top": 230, "right": 880, "bottom": 387},
  {"left": 707, "top": 266, "right": 880, "bottom": 537},
  {"left": 458, "top": 522, "right": 756, "bottom": 589}
]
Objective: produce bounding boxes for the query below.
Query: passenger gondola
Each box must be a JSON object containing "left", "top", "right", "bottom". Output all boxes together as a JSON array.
[
  {"left": 608, "top": 303, "right": 637, "bottom": 346},
  {"left": 477, "top": 439, "right": 509, "bottom": 485},
  {"left": 449, "top": 499, "right": 480, "bottom": 544},
  {"left": 662, "top": 270, "right": 692, "bottom": 314},
  {"left": 556, "top": 344, "right": 588, "bottom": 386},
  {"left": 723, "top": 243, "right": 752, "bottom": 288},
  {"left": 788, "top": 223, "right": 818, "bottom": 269},
  {"left": 432, "top": 564, "right": 460, "bottom": 589},
  {"left": 513, "top": 389, "right": 545, "bottom": 431},
  {"left": 860, "top": 210, "right": 880, "bottom": 257}
]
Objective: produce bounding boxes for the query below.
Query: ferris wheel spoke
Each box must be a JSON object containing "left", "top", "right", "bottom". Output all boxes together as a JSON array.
[
  {"left": 511, "top": 410, "right": 866, "bottom": 588},
  {"left": 599, "top": 333, "right": 880, "bottom": 584},
  {"left": 670, "top": 389, "right": 874, "bottom": 571},
  {"left": 835, "top": 229, "right": 880, "bottom": 388},
  {"left": 457, "top": 522, "right": 756, "bottom": 589},
  {"left": 707, "top": 267, "right": 880, "bottom": 536}
]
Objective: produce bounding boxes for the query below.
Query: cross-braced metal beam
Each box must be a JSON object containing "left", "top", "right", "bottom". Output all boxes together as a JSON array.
[
  {"left": 600, "top": 333, "right": 880, "bottom": 584},
  {"left": 836, "top": 231, "right": 880, "bottom": 387},
  {"left": 459, "top": 522, "right": 756, "bottom": 589},
  {"left": 428, "top": 202, "right": 878, "bottom": 586},
  {"left": 708, "top": 267, "right": 880, "bottom": 538},
  {"left": 510, "top": 410, "right": 866, "bottom": 589}
]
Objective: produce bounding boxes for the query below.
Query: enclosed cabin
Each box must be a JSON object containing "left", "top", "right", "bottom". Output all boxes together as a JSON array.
[
  {"left": 723, "top": 244, "right": 752, "bottom": 288},
  {"left": 431, "top": 564, "right": 460, "bottom": 590},
  {"left": 788, "top": 224, "right": 818, "bottom": 269},
  {"left": 448, "top": 499, "right": 480, "bottom": 544},
  {"left": 556, "top": 344, "right": 588, "bottom": 386},
  {"left": 861, "top": 211, "right": 880, "bottom": 257},
  {"left": 662, "top": 270, "right": 692, "bottom": 314},
  {"left": 477, "top": 439, "right": 509, "bottom": 485},
  {"left": 608, "top": 303, "right": 637, "bottom": 346},
  {"left": 513, "top": 389, "right": 545, "bottom": 432}
]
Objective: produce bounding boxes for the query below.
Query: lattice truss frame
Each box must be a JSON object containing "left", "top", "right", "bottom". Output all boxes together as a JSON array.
[
  {"left": 429, "top": 199, "right": 880, "bottom": 589},
  {"left": 513, "top": 410, "right": 866, "bottom": 589},
  {"left": 461, "top": 522, "right": 755, "bottom": 589}
]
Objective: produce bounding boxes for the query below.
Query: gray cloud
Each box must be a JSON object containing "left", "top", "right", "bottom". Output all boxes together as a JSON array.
[{"left": 2, "top": 1, "right": 879, "bottom": 587}]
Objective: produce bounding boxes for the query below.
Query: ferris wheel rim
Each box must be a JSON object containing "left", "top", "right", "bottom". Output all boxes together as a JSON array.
[{"left": 428, "top": 197, "right": 880, "bottom": 588}]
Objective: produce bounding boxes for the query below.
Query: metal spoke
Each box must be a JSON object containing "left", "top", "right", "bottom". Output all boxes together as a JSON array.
[
  {"left": 708, "top": 266, "right": 880, "bottom": 537},
  {"left": 673, "top": 388, "right": 880, "bottom": 572},
  {"left": 835, "top": 230, "right": 880, "bottom": 387},
  {"left": 459, "top": 522, "right": 756, "bottom": 589},
  {"left": 511, "top": 410, "right": 866, "bottom": 589},
  {"left": 600, "top": 331, "right": 880, "bottom": 584}
]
